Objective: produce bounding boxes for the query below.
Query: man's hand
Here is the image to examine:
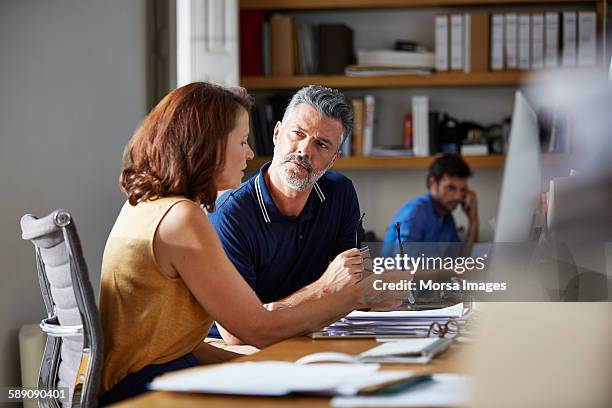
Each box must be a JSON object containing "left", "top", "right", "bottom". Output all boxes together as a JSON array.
[
  {"left": 315, "top": 248, "right": 364, "bottom": 295},
  {"left": 462, "top": 189, "right": 479, "bottom": 224}
]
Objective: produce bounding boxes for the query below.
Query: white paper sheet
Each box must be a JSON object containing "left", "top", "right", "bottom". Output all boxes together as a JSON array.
[
  {"left": 150, "top": 362, "right": 383, "bottom": 396},
  {"left": 347, "top": 303, "right": 464, "bottom": 319}
]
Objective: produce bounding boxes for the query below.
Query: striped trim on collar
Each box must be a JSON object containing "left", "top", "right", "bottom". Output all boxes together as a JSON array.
[
  {"left": 255, "top": 175, "right": 326, "bottom": 223},
  {"left": 254, "top": 174, "right": 271, "bottom": 223},
  {"left": 313, "top": 182, "right": 326, "bottom": 202}
]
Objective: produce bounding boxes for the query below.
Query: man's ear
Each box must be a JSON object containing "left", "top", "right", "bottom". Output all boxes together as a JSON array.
[
  {"left": 427, "top": 176, "right": 436, "bottom": 191},
  {"left": 272, "top": 121, "right": 281, "bottom": 145}
]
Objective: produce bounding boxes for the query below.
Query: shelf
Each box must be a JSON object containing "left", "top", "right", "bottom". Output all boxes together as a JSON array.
[
  {"left": 241, "top": 71, "right": 533, "bottom": 90},
  {"left": 246, "top": 155, "right": 505, "bottom": 171},
  {"left": 241, "top": 0, "right": 595, "bottom": 11}
]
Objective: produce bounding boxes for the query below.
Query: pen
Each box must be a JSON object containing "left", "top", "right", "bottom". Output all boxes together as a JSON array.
[{"left": 396, "top": 222, "right": 416, "bottom": 304}]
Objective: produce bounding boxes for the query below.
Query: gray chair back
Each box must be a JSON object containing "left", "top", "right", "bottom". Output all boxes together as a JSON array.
[{"left": 21, "top": 210, "right": 103, "bottom": 408}]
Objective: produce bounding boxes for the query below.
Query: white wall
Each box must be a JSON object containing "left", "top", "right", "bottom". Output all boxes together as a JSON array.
[{"left": 0, "top": 0, "right": 147, "bottom": 388}]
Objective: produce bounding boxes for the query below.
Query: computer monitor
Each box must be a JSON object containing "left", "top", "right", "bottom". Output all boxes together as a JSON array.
[{"left": 494, "top": 91, "right": 542, "bottom": 242}]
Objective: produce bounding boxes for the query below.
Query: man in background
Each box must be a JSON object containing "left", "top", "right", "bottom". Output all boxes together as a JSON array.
[{"left": 383, "top": 154, "right": 479, "bottom": 246}]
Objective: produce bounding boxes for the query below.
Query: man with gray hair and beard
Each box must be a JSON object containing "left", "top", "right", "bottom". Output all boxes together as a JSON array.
[{"left": 209, "top": 85, "right": 366, "bottom": 345}]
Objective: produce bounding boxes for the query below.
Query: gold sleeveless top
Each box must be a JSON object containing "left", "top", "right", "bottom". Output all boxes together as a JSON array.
[{"left": 99, "top": 196, "right": 212, "bottom": 393}]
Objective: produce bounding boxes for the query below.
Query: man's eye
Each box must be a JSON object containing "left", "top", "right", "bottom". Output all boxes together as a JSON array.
[{"left": 318, "top": 141, "right": 328, "bottom": 149}]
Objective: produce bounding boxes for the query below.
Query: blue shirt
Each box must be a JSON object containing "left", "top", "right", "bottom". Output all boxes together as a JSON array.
[
  {"left": 209, "top": 162, "right": 365, "bottom": 303},
  {"left": 383, "top": 193, "right": 460, "bottom": 246}
]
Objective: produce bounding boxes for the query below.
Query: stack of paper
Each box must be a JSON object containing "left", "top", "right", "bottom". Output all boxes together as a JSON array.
[{"left": 311, "top": 303, "right": 465, "bottom": 339}]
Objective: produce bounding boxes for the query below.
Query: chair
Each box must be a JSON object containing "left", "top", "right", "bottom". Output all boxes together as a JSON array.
[{"left": 21, "top": 210, "right": 103, "bottom": 408}]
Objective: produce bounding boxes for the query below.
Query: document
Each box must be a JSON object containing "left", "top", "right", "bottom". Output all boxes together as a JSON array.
[
  {"left": 348, "top": 302, "right": 464, "bottom": 319},
  {"left": 150, "top": 361, "right": 420, "bottom": 396}
]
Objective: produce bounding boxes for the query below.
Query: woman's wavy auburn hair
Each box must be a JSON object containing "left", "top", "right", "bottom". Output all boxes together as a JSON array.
[{"left": 120, "top": 82, "right": 253, "bottom": 211}]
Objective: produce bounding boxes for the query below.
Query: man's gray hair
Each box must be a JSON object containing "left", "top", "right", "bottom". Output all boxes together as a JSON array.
[{"left": 282, "top": 85, "right": 353, "bottom": 149}]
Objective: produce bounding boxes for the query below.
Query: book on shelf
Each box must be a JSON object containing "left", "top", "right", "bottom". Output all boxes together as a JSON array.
[
  {"left": 531, "top": 13, "right": 545, "bottom": 70},
  {"left": 450, "top": 14, "right": 463, "bottom": 71},
  {"left": 270, "top": 14, "right": 295, "bottom": 75},
  {"left": 464, "top": 12, "right": 489, "bottom": 73},
  {"left": 351, "top": 99, "right": 364, "bottom": 156},
  {"left": 562, "top": 11, "right": 577, "bottom": 67},
  {"left": 319, "top": 24, "right": 354, "bottom": 74},
  {"left": 412, "top": 96, "right": 429, "bottom": 157},
  {"left": 370, "top": 146, "right": 413, "bottom": 157},
  {"left": 578, "top": 11, "right": 597, "bottom": 66},
  {"left": 344, "top": 65, "right": 431, "bottom": 76},
  {"left": 363, "top": 95, "right": 375, "bottom": 156},
  {"left": 434, "top": 15, "right": 449, "bottom": 71},
  {"left": 240, "top": 10, "right": 265, "bottom": 76},
  {"left": 544, "top": 12, "right": 560, "bottom": 68},
  {"left": 356, "top": 49, "right": 435, "bottom": 69},
  {"left": 505, "top": 13, "right": 518, "bottom": 69},
  {"left": 490, "top": 14, "right": 504, "bottom": 70},
  {"left": 518, "top": 13, "right": 531, "bottom": 70},
  {"left": 403, "top": 113, "right": 413, "bottom": 150}
]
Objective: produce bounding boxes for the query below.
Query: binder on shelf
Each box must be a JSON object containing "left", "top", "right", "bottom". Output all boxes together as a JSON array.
[
  {"left": 562, "top": 11, "right": 577, "bottom": 67},
  {"left": 465, "top": 12, "right": 489, "bottom": 73},
  {"left": 363, "top": 95, "right": 375, "bottom": 156},
  {"left": 518, "top": 13, "right": 531, "bottom": 70},
  {"left": 319, "top": 24, "right": 354, "bottom": 74},
  {"left": 505, "top": 13, "right": 518, "bottom": 69},
  {"left": 270, "top": 14, "right": 295, "bottom": 75},
  {"left": 412, "top": 96, "right": 430, "bottom": 157},
  {"left": 450, "top": 14, "right": 463, "bottom": 71},
  {"left": 531, "top": 13, "right": 545, "bottom": 70},
  {"left": 262, "top": 21, "right": 271, "bottom": 76},
  {"left": 352, "top": 99, "right": 364, "bottom": 156},
  {"left": 239, "top": 10, "right": 265, "bottom": 76},
  {"left": 578, "top": 11, "right": 597, "bottom": 66},
  {"left": 544, "top": 12, "right": 560, "bottom": 68},
  {"left": 463, "top": 13, "right": 470, "bottom": 73},
  {"left": 435, "top": 15, "right": 449, "bottom": 71},
  {"left": 490, "top": 14, "right": 504, "bottom": 71}
]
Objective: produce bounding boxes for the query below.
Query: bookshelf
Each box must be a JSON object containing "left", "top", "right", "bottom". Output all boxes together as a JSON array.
[
  {"left": 241, "top": 0, "right": 597, "bottom": 11},
  {"left": 242, "top": 71, "right": 530, "bottom": 90},
  {"left": 241, "top": 0, "right": 595, "bottom": 168},
  {"left": 247, "top": 155, "right": 505, "bottom": 170},
  {"left": 246, "top": 154, "right": 565, "bottom": 171}
]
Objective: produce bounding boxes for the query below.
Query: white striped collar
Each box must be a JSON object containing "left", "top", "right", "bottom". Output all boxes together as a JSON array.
[
  {"left": 254, "top": 174, "right": 271, "bottom": 223},
  {"left": 254, "top": 174, "right": 327, "bottom": 223},
  {"left": 313, "top": 181, "right": 326, "bottom": 203}
]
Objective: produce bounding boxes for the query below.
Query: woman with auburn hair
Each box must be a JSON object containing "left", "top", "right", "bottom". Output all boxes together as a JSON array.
[{"left": 98, "top": 82, "right": 393, "bottom": 405}]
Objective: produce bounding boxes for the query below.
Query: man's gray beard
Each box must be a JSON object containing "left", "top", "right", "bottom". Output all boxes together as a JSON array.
[{"left": 280, "top": 163, "right": 327, "bottom": 191}]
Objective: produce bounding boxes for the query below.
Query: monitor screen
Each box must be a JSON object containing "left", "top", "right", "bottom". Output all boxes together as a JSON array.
[{"left": 494, "top": 91, "right": 542, "bottom": 242}]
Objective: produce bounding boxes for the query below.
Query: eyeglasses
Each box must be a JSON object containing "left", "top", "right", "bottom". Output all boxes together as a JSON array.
[{"left": 427, "top": 320, "right": 460, "bottom": 338}]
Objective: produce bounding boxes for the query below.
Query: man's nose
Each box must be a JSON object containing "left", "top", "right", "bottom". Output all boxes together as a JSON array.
[{"left": 296, "top": 137, "right": 314, "bottom": 158}]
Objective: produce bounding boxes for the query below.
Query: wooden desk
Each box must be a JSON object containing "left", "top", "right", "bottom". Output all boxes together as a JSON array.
[{"left": 114, "top": 337, "right": 467, "bottom": 408}]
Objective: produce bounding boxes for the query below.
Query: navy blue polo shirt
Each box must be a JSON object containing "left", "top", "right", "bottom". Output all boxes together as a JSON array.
[
  {"left": 209, "top": 162, "right": 365, "bottom": 303},
  {"left": 382, "top": 193, "right": 460, "bottom": 245}
]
